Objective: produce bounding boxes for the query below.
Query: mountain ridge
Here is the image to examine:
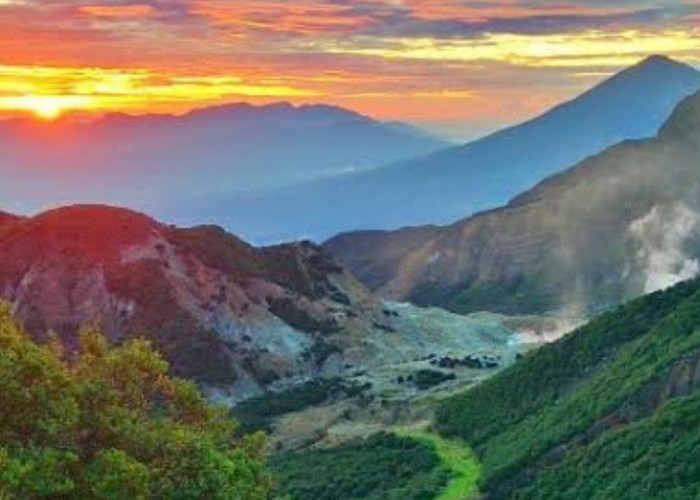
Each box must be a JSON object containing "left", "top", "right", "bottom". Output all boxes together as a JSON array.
[
  {"left": 0, "top": 102, "right": 447, "bottom": 219},
  {"left": 326, "top": 85, "right": 700, "bottom": 316},
  {"left": 213, "top": 55, "right": 700, "bottom": 243},
  {"left": 0, "top": 203, "right": 532, "bottom": 408},
  {"left": 0, "top": 204, "right": 386, "bottom": 399}
]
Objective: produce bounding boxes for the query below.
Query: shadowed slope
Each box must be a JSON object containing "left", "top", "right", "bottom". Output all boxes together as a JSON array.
[{"left": 327, "top": 86, "right": 700, "bottom": 316}]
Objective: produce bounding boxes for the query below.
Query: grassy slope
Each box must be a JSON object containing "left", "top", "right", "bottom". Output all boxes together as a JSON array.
[
  {"left": 271, "top": 428, "right": 481, "bottom": 500},
  {"left": 434, "top": 278, "right": 700, "bottom": 497},
  {"left": 395, "top": 429, "right": 481, "bottom": 500}
]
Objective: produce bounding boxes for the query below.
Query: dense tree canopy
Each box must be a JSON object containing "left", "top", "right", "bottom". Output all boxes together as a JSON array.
[
  {"left": 0, "top": 303, "right": 271, "bottom": 499},
  {"left": 272, "top": 432, "right": 449, "bottom": 500},
  {"left": 436, "top": 277, "right": 700, "bottom": 498}
]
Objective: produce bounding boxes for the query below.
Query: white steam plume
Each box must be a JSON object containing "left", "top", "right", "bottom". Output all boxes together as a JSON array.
[{"left": 630, "top": 202, "right": 700, "bottom": 293}]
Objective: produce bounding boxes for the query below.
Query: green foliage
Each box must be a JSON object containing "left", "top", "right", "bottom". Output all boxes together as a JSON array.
[
  {"left": 394, "top": 430, "right": 481, "bottom": 500},
  {"left": 0, "top": 303, "right": 271, "bottom": 499},
  {"left": 412, "top": 369, "right": 456, "bottom": 390},
  {"left": 517, "top": 390, "right": 700, "bottom": 500},
  {"left": 233, "top": 378, "right": 370, "bottom": 433},
  {"left": 434, "top": 278, "right": 700, "bottom": 497},
  {"left": 271, "top": 432, "right": 450, "bottom": 500},
  {"left": 85, "top": 450, "right": 149, "bottom": 499},
  {"left": 436, "top": 279, "right": 698, "bottom": 447}
]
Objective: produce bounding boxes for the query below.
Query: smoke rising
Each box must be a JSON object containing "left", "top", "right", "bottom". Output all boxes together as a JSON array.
[{"left": 630, "top": 202, "right": 700, "bottom": 293}]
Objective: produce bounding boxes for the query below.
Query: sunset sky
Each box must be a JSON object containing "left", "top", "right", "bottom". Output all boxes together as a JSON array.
[{"left": 1, "top": 0, "right": 700, "bottom": 138}]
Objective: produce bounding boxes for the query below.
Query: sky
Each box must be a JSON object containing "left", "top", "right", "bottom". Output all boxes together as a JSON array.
[{"left": 1, "top": 0, "right": 700, "bottom": 139}]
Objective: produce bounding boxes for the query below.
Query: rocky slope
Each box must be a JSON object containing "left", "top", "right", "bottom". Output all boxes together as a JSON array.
[
  {"left": 0, "top": 205, "right": 535, "bottom": 404},
  {"left": 0, "top": 211, "right": 17, "bottom": 227},
  {"left": 218, "top": 55, "right": 700, "bottom": 243},
  {"left": 326, "top": 87, "right": 700, "bottom": 316}
]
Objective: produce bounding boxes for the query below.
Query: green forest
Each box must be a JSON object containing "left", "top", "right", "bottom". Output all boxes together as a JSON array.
[
  {"left": 0, "top": 304, "right": 271, "bottom": 499},
  {"left": 435, "top": 277, "right": 700, "bottom": 498},
  {"left": 271, "top": 432, "right": 450, "bottom": 500}
]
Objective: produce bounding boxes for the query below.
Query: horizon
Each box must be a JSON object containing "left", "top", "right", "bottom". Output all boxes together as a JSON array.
[
  {"left": 2, "top": 1, "right": 700, "bottom": 139},
  {"left": 1, "top": 53, "right": 697, "bottom": 142}
]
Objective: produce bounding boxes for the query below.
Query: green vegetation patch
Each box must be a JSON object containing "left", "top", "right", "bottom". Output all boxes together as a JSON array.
[
  {"left": 447, "top": 275, "right": 557, "bottom": 315},
  {"left": 436, "top": 278, "right": 698, "bottom": 448},
  {"left": 518, "top": 389, "right": 700, "bottom": 499},
  {"left": 0, "top": 303, "right": 271, "bottom": 499},
  {"left": 434, "top": 278, "right": 700, "bottom": 497},
  {"left": 271, "top": 432, "right": 450, "bottom": 500},
  {"left": 233, "top": 377, "right": 371, "bottom": 433},
  {"left": 412, "top": 369, "right": 457, "bottom": 390},
  {"left": 395, "top": 429, "right": 481, "bottom": 500}
]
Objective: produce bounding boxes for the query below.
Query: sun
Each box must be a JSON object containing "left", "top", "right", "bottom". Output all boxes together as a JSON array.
[
  {"left": 29, "top": 97, "right": 64, "bottom": 120},
  {"left": 0, "top": 95, "right": 94, "bottom": 120}
]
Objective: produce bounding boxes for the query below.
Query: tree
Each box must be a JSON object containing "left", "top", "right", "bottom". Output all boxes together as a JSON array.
[{"left": 0, "top": 303, "right": 271, "bottom": 499}]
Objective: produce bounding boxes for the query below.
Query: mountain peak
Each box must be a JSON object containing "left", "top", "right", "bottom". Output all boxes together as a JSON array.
[
  {"left": 613, "top": 54, "right": 700, "bottom": 83},
  {"left": 639, "top": 54, "right": 677, "bottom": 65},
  {"left": 558, "top": 54, "right": 700, "bottom": 115},
  {"left": 24, "top": 204, "right": 160, "bottom": 257},
  {"left": 633, "top": 54, "right": 698, "bottom": 73},
  {"left": 32, "top": 204, "right": 157, "bottom": 227}
]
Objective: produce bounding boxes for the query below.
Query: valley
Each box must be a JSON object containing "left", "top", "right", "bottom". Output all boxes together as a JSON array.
[
  {"left": 0, "top": 204, "right": 562, "bottom": 419},
  {"left": 270, "top": 276, "right": 700, "bottom": 499},
  {"left": 245, "top": 304, "right": 577, "bottom": 453},
  {"left": 0, "top": 203, "right": 573, "bottom": 499},
  {"left": 263, "top": 67, "right": 700, "bottom": 499}
]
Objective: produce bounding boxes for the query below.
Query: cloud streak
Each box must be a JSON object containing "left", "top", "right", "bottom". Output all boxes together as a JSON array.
[{"left": 0, "top": 0, "right": 699, "bottom": 129}]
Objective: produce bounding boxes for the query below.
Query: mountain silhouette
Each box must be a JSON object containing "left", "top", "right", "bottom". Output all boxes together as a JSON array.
[{"left": 215, "top": 55, "right": 700, "bottom": 243}]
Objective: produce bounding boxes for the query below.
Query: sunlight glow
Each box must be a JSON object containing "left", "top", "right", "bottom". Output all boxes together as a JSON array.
[
  {"left": 0, "top": 95, "right": 94, "bottom": 120},
  {"left": 324, "top": 30, "right": 700, "bottom": 67},
  {"left": 0, "top": 65, "right": 322, "bottom": 117}
]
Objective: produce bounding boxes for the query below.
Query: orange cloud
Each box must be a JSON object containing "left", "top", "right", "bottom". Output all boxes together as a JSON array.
[
  {"left": 403, "top": 0, "right": 628, "bottom": 22},
  {"left": 0, "top": 64, "right": 322, "bottom": 118},
  {"left": 78, "top": 4, "right": 155, "bottom": 18},
  {"left": 190, "top": 0, "right": 371, "bottom": 35},
  {"left": 0, "top": 0, "right": 699, "bottom": 126}
]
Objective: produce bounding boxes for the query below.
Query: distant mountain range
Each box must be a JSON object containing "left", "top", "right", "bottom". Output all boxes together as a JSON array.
[
  {"left": 211, "top": 55, "right": 700, "bottom": 243},
  {"left": 0, "top": 102, "right": 447, "bottom": 216},
  {"left": 326, "top": 84, "right": 700, "bottom": 316}
]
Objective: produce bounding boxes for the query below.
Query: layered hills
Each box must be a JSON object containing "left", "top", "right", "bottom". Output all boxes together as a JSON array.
[
  {"left": 0, "top": 102, "right": 446, "bottom": 218},
  {"left": 216, "top": 55, "right": 700, "bottom": 243},
  {"left": 327, "top": 84, "right": 700, "bottom": 316}
]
